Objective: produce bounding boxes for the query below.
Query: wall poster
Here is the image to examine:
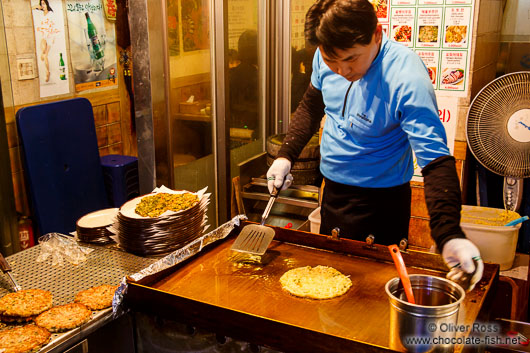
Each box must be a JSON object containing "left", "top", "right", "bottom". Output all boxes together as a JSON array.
[
  {"left": 369, "top": 0, "right": 474, "bottom": 98},
  {"left": 182, "top": 0, "right": 210, "bottom": 52},
  {"left": 66, "top": 0, "right": 118, "bottom": 92},
  {"left": 31, "top": 0, "right": 70, "bottom": 98}
]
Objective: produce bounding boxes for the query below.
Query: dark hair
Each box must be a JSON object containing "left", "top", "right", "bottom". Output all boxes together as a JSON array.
[
  {"left": 305, "top": 0, "right": 377, "bottom": 57},
  {"left": 41, "top": 0, "right": 53, "bottom": 12},
  {"left": 238, "top": 30, "right": 258, "bottom": 65}
]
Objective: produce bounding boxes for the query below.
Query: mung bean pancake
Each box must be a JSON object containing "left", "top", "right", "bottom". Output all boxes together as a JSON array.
[
  {"left": 0, "top": 314, "right": 35, "bottom": 323},
  {"left": 134, "top": 192, "right": 199, "bottom": 217},
  {"left": 35, "top": 303, "right": 92, "bottom": 333},
  {"left": 74, "top": 285, "right": 117, "bottom": 310},
  {"left": 0, "top": 289, "right": 52, "bottom": 318},
  {"left": 0, "top": 324, "right": 50, "bottom": 353},
  {"left": 279, "top": 265, "right": 352, "bottom": 299}
]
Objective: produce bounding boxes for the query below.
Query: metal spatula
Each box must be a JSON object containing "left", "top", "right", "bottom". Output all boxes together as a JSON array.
[
  {"left": 231, "top": 186, "right": 281, "bottom": 255},
  {"left": 0, "top": 252, "right": 21, "bottom": 292}
]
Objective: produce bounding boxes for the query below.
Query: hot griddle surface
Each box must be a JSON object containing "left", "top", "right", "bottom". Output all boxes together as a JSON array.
[{"left": 150, "top": 239, "right": 444, "bottom": 349}]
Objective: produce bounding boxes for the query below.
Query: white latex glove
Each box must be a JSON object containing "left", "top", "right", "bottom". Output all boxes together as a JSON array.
[
  {"left": 266, "top": 158, "right": 293, "bottom": 194},
  {"left": 442, "top": 238, "right": 484, "bottom": 291}
]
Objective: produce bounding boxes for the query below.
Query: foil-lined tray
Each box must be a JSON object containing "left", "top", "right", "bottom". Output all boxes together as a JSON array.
[{"left": 113, "top": 215, "right": 246, "bottom": 315}]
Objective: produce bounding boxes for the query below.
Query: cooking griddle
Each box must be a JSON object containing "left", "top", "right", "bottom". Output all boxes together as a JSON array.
[{"left": 126, "top": 224, "right": 499, "bottom": 353}]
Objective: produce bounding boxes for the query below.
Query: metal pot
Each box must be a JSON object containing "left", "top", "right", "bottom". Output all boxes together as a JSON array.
[{"left": 385, "top": 274, "right": 465, "bottom": 353}]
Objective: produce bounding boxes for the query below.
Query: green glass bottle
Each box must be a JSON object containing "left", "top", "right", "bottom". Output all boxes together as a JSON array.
[
  {"left": 85, "top": 12, "right": 104, "bottom": 60},
  {"left": 59, "top": 53, "right": 66, "bottom": 80}
]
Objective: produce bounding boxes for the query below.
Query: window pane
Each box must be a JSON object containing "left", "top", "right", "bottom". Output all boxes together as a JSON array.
[
  {"left": 167, "top": 0, "right": 217, "bottom": 227},
  {"left": 227, "top": 0, "right": 260, "bottom": 150},
  {"left": 290, "top": 0, "right": 317, "bottom": 114}
]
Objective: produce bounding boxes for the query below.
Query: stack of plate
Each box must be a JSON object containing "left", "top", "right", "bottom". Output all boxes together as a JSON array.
[
  {"left": 76, "top": 208, "right": 119, "bottom": 244},
  {"left": 114, "top": 190, "right": 209, "bottom": 256}
]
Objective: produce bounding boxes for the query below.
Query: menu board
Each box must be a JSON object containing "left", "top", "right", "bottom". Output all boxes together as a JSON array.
[{"left": 370, "top": 0, "right": 474, "bottom": 97}]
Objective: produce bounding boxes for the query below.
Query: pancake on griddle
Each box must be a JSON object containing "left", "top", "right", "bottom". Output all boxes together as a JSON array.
[
  {"left": 74, "top": 285, "right": 117, "bottom": 310},
  {"left": 35, "top": 303, "right": 92, "bottom": 333},
  {"left": 0, "top": 289, "right": 52, "bottom": 320},
  {"left": 0, "top": 324, "right": 50, "bottom": 353},
  {"left": 280, "top": 265, "right": 352, "bottom": 299}
]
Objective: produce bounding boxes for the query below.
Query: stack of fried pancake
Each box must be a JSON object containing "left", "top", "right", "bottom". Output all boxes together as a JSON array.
[
  {"left": 0, "top": 285, "right": 118, "bottom": 353},
  {"left": 0, "top": 289, "right": 52, "bottom": 323}
]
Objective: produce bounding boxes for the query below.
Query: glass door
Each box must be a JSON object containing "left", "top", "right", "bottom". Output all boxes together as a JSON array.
[
  {"left": 290, "top": 0, "right": 317, "bottom": 116},
  {"left": 226, "top": 0, "right": 264, "bottom": 194},
  {"left": 165, "top": 0, "right": 264, "bottom": 227},
  {"left": 0, "top": 0, "right": 19, "bottom": 255},
  {"left": 166, "top": 0, "right": 217, "bottom": 226}
]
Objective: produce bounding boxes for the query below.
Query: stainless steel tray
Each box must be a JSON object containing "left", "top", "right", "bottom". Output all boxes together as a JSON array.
[{"left": 0, "top": 243, "right": 157, "bottom": 352}]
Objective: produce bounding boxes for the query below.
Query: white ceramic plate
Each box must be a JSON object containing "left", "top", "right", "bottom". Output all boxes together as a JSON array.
[{"left": 77, "top": 208, "right": 119, "bottom": 228}]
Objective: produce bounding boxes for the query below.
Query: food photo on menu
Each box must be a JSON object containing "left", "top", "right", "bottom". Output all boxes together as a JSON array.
[
  {"left": 371, "top": 0, "right": 388, "bottom": 18},
  {"left": 445, "top": 25, "right": 468, "bottom": 44},
  {"left": 428, "top": 67, "right": 437, "bottom": 84},
  {"left": 441, "top": 68, "right": 464, "bottom": 85},
  {"left": 392, "top": 25, "right": 412, "bottom": 43},
  {"left": 418, "top": 25, "right": 438, "bottom": 43}
]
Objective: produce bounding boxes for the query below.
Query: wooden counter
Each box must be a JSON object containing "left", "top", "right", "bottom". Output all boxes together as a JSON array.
[{"left": 126, "top": 223, "right": 499, "bottom": 353}]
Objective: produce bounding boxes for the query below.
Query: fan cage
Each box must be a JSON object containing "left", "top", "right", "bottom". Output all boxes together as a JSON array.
[{"left": 466, "top": 71, "right": 530, "bottom": 178}]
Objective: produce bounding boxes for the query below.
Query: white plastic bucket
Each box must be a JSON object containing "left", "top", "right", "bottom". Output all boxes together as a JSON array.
[
  {"left": 460, "top": 205, "right": 521, "bottom": 270},
  {"left": 308, "top": 207, "right": 321, "bottom": 234}
]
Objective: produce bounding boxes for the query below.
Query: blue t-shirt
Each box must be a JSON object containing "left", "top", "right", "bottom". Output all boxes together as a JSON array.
[{"left": 311, "top": 34, "right": 450, "bottom": 188}]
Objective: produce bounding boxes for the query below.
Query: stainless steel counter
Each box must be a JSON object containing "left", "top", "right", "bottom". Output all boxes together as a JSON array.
[{"left": 0, "top": 243, "right": 157, "bottom": 353}]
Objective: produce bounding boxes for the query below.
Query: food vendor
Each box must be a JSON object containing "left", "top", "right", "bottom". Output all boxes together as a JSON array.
[{"left": 266, "top": 0, "right": 483, "bottom": 290}]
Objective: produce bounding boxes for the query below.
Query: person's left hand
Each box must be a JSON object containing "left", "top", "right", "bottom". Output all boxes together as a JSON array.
[{"left": 442, "top": 238, "right": 484, "bottom": 291}]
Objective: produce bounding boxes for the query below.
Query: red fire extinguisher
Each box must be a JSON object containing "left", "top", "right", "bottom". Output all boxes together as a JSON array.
[{"left": 18, "top": 216, "right": 35, "bottom": 250}]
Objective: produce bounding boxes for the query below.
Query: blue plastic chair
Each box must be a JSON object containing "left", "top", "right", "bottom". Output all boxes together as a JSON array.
[{"left": 16, "top": 98, "right": 109, "bottom": 236}]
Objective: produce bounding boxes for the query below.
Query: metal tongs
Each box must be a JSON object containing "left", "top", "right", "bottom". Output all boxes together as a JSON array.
[{"left": 0, "top": 252, "right": 21, "bottom": 291}]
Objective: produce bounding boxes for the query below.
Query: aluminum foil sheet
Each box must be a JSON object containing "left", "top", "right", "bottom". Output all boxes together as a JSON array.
[{"left": 113, "top": 215, "right": 246, "bottom": 314}]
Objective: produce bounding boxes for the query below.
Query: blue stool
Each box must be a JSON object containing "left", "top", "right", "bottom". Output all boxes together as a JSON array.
[{"left": 100, "top": 155, "right": 139, "bottom": 207}]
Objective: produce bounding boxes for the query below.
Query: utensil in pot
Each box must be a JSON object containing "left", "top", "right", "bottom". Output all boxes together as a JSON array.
[
  {"left": 231, "top": 186, "right": 281, "bottom": 255},
  {"left": 0, "top": 252, "right": 21, "bottom": 292},
  {"left": 388, "top": 244, "right": 415, "bottom": 304}
]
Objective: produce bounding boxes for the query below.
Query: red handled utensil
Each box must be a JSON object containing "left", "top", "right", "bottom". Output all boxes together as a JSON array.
[{"left": 388, "top": 244, "right": 415, "bottom": 304}]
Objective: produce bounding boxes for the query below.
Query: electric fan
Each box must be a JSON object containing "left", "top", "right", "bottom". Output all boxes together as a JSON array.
[{"left": 466, "top": 71, "right": 530, "bottom": 211}]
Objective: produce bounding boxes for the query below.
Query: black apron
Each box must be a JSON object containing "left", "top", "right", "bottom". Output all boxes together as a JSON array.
[{"left": 319, "top": 177, "right": 411, "bottom": 245}]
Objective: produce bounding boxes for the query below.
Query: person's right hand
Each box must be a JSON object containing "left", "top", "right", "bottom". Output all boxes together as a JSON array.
[
  {"left": 266, "top": 158, "right": 293, "bottom": 194},
  {"left": 442, "top": 238, "right": 483, "bottom": 291}
]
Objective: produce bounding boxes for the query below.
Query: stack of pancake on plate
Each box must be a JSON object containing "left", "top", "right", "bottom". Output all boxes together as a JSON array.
[{"left": 0, "top": 285, "right": 118, "bottom": 353}]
